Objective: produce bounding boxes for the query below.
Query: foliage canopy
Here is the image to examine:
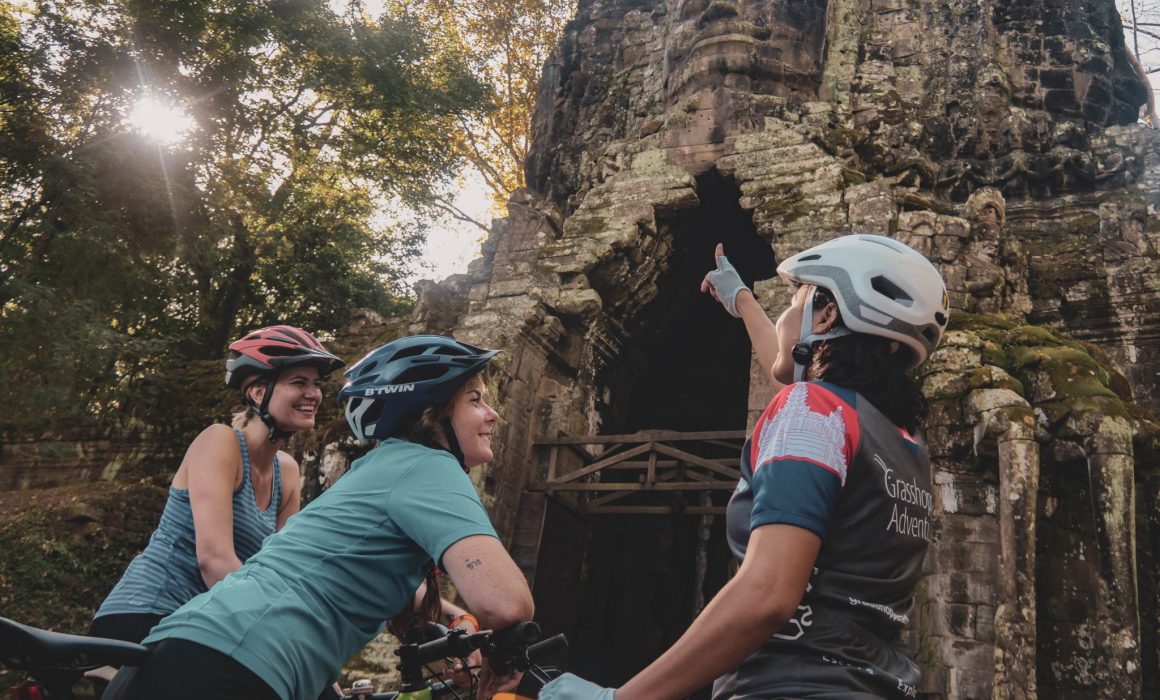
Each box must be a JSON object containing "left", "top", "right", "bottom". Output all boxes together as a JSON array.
[
  {"left": 0, "top": 0, "right": 487, "bottom": 435},
  {"left": 407, "top": 0, "right": 570, "bottom": 218}
]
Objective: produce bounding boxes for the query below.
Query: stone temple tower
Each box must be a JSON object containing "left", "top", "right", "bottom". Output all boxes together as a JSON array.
[{"left": 316, "top": 1, "right": 1160, "bottom": 697}]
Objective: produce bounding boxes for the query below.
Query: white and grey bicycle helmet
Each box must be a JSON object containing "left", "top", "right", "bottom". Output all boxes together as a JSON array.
[{"left": 778, "top": 234, "right": 949, "bottom": 380}]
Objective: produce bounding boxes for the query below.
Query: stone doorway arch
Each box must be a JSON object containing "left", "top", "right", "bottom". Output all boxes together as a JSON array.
[{"left": 502, "top": 168, "right": 776, "bottom": 694}]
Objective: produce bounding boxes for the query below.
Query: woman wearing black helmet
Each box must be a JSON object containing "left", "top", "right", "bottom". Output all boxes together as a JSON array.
[
  {"left": 90, "top": 325, "right": 345, "bottom": 646},
  {"left": 543, "top": 234, "right": 949, "bottom": 700},
  {"left": 113, "top": 335, "right": 533, "bottom": 700}
]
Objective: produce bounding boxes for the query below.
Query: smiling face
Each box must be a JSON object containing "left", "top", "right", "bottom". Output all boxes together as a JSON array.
[
  {"left": 445, "top": 375, "right": 499, "bottom": 469},
  {"left": 248, "top": 366, "right": 324, "bottom": 432}
]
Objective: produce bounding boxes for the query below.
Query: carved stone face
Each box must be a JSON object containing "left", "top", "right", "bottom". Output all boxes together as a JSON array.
[{"left": 664, "top": 0, "right": 828, "bottom": 103}]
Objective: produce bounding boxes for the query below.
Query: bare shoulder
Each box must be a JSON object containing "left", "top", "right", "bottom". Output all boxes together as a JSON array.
[
  {"left": 189, "top": 423, "right": 239, "bottom": 449},
  {"left": 277, "top": 451, "right": 302, "bottom": 493},
  {"left": 174, "top": 424, "right": 242, "bottom": 488},
  {"left": 276, "top": 450, "right": 301, "bottom": 475}
]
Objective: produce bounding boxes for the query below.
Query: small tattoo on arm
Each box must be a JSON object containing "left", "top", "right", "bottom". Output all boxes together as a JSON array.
[{"left": 465, "top": 558, "right": 482, "bottom": 569}]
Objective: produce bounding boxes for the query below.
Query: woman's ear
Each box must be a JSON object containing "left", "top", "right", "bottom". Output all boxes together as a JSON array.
[
  {"left": 814, "top": 301, "right": 840, "bottom": 333},
  {"left": 245, "top": 383, "right": 265, "bottom": 406}
]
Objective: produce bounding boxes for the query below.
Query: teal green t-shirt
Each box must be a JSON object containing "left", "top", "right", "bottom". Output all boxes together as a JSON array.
[{"left": 143, "top": 439, "right": 499, "bottom": 700}]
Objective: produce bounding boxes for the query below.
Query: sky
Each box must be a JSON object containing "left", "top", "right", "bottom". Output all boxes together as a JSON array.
[{"left": 409, "top": 173, "right": 495, "bottom": 284}]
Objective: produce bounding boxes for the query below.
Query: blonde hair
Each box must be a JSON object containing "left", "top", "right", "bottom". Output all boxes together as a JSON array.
[
  {"left": 231, "top": 409, "right": 254, "bottom": 430},
  {"left": 231, "top": 374, "right": 265, "bottom": 429}
]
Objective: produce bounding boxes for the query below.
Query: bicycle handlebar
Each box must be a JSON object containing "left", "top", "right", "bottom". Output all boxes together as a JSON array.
[
  {"left": 397, "top": 621, "right": 546, "bottom": 690},
  {"left": 526, "top": 633, "right": 566, "bottom": 660}
]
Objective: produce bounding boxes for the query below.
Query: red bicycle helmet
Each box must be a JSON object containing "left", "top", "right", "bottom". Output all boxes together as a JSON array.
[{"left": 225, "top": 325, "right": 345, "bottom": 388}]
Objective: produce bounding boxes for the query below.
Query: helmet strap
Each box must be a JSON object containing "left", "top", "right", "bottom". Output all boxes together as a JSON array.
[
  {"left": 792, "top": 289, "right": 852, "bottom": 382},
  {"left": 438, "top": 416, "right": 469, "bottom": 472},
  {"left": 249, "top": 373, "right": 295, "bottom": 444}
]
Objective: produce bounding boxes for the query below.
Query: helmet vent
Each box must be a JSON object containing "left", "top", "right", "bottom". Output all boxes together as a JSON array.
[
  {"left": 922, "top": 327, "right": 939, "bottom": 344},
  {"left": 798, "top": 253, "right": 822, "bottom": 262},
  {"left": 871, "top": 276, "right": 913, "bottom": 306},
  {"left": 397, "top": 364, "right": 451, "bottom": 384},
  {"left": 278, "top": 328, "right": 311, "bottom": 345},
  {"left": 935, "top": 311, "right": 947, "bottom": 326},
  {"left": 392, "top": 346, "right": 428, "bottom": 361},
  {"left": 264, "top": 346, "right": 301, "bottom": 357}
]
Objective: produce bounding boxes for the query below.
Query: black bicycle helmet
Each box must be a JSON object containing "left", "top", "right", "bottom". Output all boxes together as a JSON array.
[{"left": 340, "top": 336, "right": 499, "bottom": 463}]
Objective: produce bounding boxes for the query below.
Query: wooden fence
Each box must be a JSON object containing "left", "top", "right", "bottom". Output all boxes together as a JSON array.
[{"left": 534, "top": 429, "right": 747, "bottom": 515}]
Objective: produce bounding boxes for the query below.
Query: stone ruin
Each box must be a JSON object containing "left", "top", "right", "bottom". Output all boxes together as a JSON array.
[{"left": 308, "top": 0, "right": 1160, "bottom": 697}]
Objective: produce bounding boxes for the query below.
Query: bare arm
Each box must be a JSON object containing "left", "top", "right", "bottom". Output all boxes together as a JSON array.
[
  {"left": 275, "top": 451, "right": 302, "bottom": 530},
  {"left": 181, "top": 425, "right": 244, "bottom": 588},
  {"left": 441, "top": 535, "right": 534, "bottom": 631},
  {"left": 616, "top": 524, "right": 821, "bottom": 700},
  {"left": 701, "top": 243, "right": 784, "bottom": 392},
  {"left": 734, "top": 290, "right": 783, "bottom": 392}
]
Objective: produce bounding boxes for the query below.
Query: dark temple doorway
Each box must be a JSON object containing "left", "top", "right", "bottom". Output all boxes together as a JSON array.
[{"left": 544, "top": 171, "right": 776, "bottom": 696}]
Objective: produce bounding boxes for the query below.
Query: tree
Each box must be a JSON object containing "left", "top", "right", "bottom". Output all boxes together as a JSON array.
[
  {"left": 0, "top": 0, "right": 487, "bottom": 435},
  {"left": 1119, "top": 0, "right": 1160, "bottom": 123},
  {"left": 409, "top": 0, "right": 571, "bottom": 225}
]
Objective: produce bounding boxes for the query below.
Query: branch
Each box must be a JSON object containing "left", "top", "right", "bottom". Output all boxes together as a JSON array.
[
  {"left": 431, "top": 196, "right": 492, "bottom": 236},
  {"left": 1123, "top": 24, "right": 1160, "bottom": 42},
  {"left": 455, "top": 116, "right": 509, "bottom": 196},
  {"left": 245, "top": 87, "right": 308, "bottom": 160}
]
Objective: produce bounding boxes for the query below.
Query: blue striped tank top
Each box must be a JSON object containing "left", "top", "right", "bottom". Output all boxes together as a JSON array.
[{"left": 94, "top": 429, "right": 281, "bottom": 618}]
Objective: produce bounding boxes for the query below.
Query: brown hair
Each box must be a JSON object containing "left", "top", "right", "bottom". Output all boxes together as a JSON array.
[
  {"left": 808, "top": 287, "right": 928, "bottom": 432},
  {"left": 387, "top": 566, "right": 443, "bottom": 640},
  {"left": 230, "top": 375, "right": 266, "bottom": 429}
]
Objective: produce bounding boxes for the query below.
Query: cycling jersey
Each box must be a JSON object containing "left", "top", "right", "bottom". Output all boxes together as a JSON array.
[
  {"left": 94, "top": 429, "right": 280, "bottom": 622},
  {"left": 143, "top": 438, "right": 499, "bottom": 700},
  {"left": 714, "top": 382, "right": 932, "bottom": 700}
]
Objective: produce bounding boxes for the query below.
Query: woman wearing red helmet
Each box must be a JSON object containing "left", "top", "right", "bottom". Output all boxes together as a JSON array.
[{"left": 89, "top": 325, "right": 344, "bottom": 646}]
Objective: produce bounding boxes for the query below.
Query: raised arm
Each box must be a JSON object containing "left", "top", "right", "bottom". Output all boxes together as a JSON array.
[
  {"left": 180, "top": 424, "right": 244, "bottom": 588},
  {"left": 701, "top": 243, "right": 784, "bottom": 392}
]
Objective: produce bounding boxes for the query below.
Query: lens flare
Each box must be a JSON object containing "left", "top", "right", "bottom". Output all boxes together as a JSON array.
[{"left": 127, "top": 97, "right": 194, "bottom": 145}]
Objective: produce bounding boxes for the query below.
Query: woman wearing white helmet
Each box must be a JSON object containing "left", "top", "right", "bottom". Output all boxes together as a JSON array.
[{"left": 543, "top": 234, "right": 949, "bottom": 700}]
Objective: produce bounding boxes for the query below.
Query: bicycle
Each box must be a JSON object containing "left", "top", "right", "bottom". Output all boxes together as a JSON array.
[
  {"left": 0, "top": 616, "right": 147, "bottom": 699},
  {"left": 342, "top": 621, "right": 567, "bottom": 700},
  {"left": 1, "top": 615, "right": 565, "bottom": 700}
]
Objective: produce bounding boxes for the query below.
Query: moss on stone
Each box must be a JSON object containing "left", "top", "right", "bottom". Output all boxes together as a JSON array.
[
  {"left": 937, "top": 312, "right": 1134, "bottom": 430},
  {"left": 964, "top": 366, "right": 1026, "bottom": 395}
]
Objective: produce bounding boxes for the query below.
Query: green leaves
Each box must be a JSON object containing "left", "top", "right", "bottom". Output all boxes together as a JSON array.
[{"left": 0, "top": 0, "right": 488, "bottom": 436}]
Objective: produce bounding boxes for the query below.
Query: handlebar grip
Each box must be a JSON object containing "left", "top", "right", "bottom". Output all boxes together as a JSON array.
[
  {"left": 489, "top": 621, "right": 541, "bottom": 650},
  {"left": 527, "top": 633, "right": 567, "bottom": 660},
  {"left": 412, "top": 629, "right": 483, "bottom": 663}
]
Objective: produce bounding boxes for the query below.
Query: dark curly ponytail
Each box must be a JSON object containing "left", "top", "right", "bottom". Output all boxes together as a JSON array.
[{"left": 808, "top": 288, "right": 928, "bottom": 432}]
